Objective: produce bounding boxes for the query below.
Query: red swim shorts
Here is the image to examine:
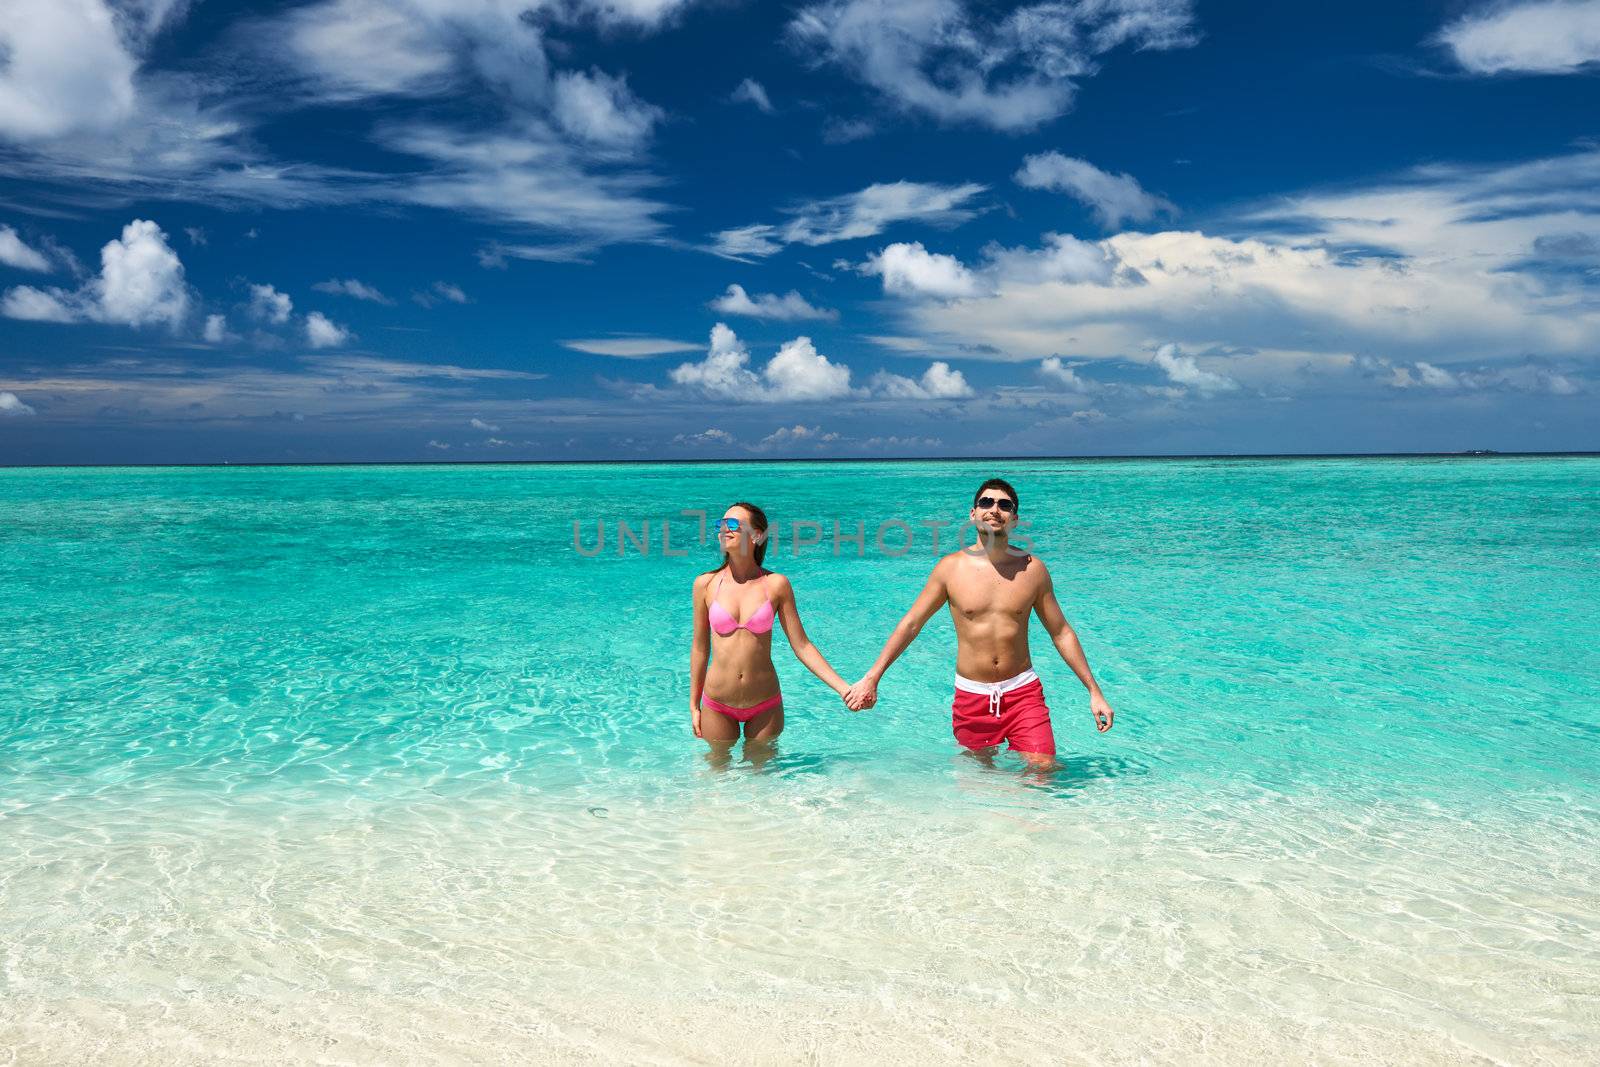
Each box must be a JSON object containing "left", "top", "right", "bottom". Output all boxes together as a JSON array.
[{"left": 951, "top": 675, "right": 1056, "bottom": 755}]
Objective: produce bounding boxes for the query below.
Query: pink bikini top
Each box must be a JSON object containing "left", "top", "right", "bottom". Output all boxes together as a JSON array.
[{"left": 708, "top": 571, "right": 775, "bottom": 636}]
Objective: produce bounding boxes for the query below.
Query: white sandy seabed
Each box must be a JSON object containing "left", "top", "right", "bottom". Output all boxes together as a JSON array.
[{"left": 2, "top": 775, "right": 1597, "bottom": 1064}]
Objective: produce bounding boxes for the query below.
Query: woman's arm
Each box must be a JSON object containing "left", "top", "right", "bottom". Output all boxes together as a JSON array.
[
  {"left": 769, "top": 575, "right": 850, "bottom": 698},
  {"left": 689, "top": 573, "right": 712, "bottom": 737}
]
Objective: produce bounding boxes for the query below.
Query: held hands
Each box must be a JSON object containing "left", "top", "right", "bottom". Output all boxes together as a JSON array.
[
  {"left": 1090, "top": 691, "right": 1114, "bottom": 733},
  {"left": 842, "top": 676, "right": 877, "bottom": 712}
]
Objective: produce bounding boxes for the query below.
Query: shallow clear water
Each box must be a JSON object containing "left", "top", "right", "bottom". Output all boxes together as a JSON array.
[{"left": 2, "top": 458, "right": 1597, "bottom": 1063}]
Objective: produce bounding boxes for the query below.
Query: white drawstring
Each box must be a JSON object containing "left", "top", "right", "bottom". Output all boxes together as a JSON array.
[{"left": 954, "top": 669, "right": 1039, "bottom": 719}]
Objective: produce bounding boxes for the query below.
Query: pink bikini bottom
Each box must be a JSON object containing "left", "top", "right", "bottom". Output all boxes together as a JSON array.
[{"left": 701, "top": 693, "right": 783, "bottom": 723}]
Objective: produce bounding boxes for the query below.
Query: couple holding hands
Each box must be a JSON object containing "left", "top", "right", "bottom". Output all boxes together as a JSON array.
[{"left": 688, "top": 478, "right": 1115, "bottom": 769}]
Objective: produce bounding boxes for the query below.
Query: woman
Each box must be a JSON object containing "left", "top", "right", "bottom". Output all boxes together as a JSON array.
[{"left": 690, "top": 501, "right": 852, "bottom": 750}]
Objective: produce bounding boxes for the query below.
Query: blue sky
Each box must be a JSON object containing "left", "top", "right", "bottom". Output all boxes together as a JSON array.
[{"left": 1, "top": 0, "right": 1597, "bottom": 463}]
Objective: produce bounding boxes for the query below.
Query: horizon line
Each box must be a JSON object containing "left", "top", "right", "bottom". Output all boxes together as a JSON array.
[{"left": 3, "top": 449, "right": 1599, "bottom": 471}]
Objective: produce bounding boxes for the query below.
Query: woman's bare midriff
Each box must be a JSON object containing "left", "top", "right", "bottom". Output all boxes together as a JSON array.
[{"left": 704, "top": 632, "right": 782, "bottom": 707}]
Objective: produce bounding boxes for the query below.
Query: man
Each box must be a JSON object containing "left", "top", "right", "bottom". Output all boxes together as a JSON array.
[{"left": 844, "top": 478, "right": 1114, "bottom": 767}]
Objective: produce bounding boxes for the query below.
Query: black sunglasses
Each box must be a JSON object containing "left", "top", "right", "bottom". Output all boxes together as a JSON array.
[{"left": 975, "top": 496, "right": 1016, "bottom": 513}]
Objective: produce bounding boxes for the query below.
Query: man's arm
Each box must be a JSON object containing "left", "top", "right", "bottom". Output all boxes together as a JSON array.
[
  {"left": 844, "top": 559, "right": 951, "bottom": 709},
  {"left": 1034, "top": 564, "right": 1115, "bottom": 732}
]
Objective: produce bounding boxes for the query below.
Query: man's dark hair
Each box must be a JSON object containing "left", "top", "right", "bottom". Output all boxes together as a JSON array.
[{"left": 973, "top": 477, "right": 1019, "bottom": 512}]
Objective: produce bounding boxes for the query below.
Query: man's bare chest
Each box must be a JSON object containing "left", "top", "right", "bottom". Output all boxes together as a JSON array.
[{"left": 947, "top": 576, "right": 1036, "bottom": 621}]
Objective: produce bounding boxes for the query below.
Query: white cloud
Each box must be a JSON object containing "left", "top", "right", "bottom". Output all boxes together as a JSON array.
[
  {"left": 1015, "top": 152, "right": 1176, "bottom": 228},
  {"left": 1415, "top": 361, "right": 1459, "bottom": 388},
  {"left": 708, "top": 224, "right": 785, "bottom": 260},
  {"left": 1499, "top": 364, "right": 1583, "bottom": 394},
  {"left": 203, "top": 314, "right": 229, "bottom": 343},
  {"left": 856, "top": 234, "right": 1118, "bottom": 306},
  {"left": 709, "top": 284, "right": 838, "bottom": 321},
  {"left": 477, "top": 241, "right": 603, "bottom": 268},
  {"left": 185, "top": 226, "right": 207, "bottom": 246},
  {"left": 863, "top": 149, "right": 1600, "bottom": 380},
  {"left": 0, "top": 2, "right": 687, "bottom": 256},
  {"left": 864, "top": 334, "right": 945, "bottom": 352},
  {"left": 821, "top": 116, "right": 875, "bottom": 143},
  {"left": 764, "top": 336, "right": 855, "bottom": 400},
  {"left": 0, "top": 226, "right": 53, "bottom": 272},
  {"left": 0, "top": 1, "right": 264, "bottom": 200},
  {"left": 869, "top": 360, "right": 973, "bottom": 398},
  {"left": 562, "top": 337, "right": 702, "bottom": 358},
  {"left": 305, "top": 311, "right": 352, "bottom": 349},
  {"left": 1438, "top": 0, "right": 1600, "bottom": 75},
  {"left": 551, "top": 69, "right": 662, "bottom": 150},
  {"left": 311, "top": 355, "right": 542, "bottom": 381},
  {"left": 95, "top": 219, "right": 189, "bottom": 328},
  {"left": 582, "top": 0, "right": 698, "bottom": 29},
  {"left": 668, "top": 323, "right": 857, "bottom": 402},
  {"left": 860, "top": 433, "right": 942, "bottom": 450},
  {"left": 709, "top": 180, "right": 986, "bottom": 259},
  {"left": 1247, "top": 149, "right": 1600, "bottom": 273},
  {"left": 274, "top": 0, "right": 695, "bottom": 107},
  {"left": 0, "top": 391, "right": 37, "bottom": 417},
  {"left": 861, "top": 241, "right": 984, "bottom": 299},
  {"left": 731, "top": 78, "right": 775, "bottom": 113},
  {"left": 1040, "top": 356, "right": 1093, "bottom": 391},
  {"left": 1, "top": 287, "right": 76, "bottom": 323},
  {"left": 381, "top": 121, "right": 671, "bottom": 247},
  {"left": 412, "top": 280, "right": 471, "bottom": 307},
  {"left": 1376, "top": 358, "right": 1583, "bottom": 395},
  {"left": 673, "top": 427, "right": 735, "bottom": 444},
  {"left": 1152, "top": 343, "right": 1238, "bottom": 394},
  {"left": 1381, "top": 365, "right": 1423, "bottom": 390},
  {"left": 282, "top": 0, "right": 457, "bottom": 100},
  {"left": 0, "top": 0, "right": 139, "bottom": 141},
  {"left": 0, "top": 84, "right": 268, "bottom": 201},
  {"left": 470, "top": 417, "right": 500, "bottom": 431},
  {"left": 788, "top": 0, "right": 1198, "bottom": 131},
  {"left": 248, "top": 283, "right": 294, "bottom": 325},
  {"left": 313, "top": 278, "right": 393, "bottom": 304},
  {"left": 783, "top": 180, "right": 987, "bottom": 245},
  {"left": 0, "top": 353, "right": 550, "bottom": 427},
  {"left": 757, "top": 424, "right": 840, "bottom": 449},
  {"left": 428, "top": 439, "right": 451, "bottom": 450},
  {"left": 260, "top": 0, "right": 686, "bottom": 243},
  {"left": 981, "top": 232, "right": 1120, "bottom": 286},
  {"left": 1, "top": 218, "right": 189, "bottom": 329}
]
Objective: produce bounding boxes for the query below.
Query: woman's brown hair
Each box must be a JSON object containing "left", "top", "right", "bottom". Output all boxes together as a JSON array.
[{"left": 703, "top": 501, "right": 769, "bottom": 575}]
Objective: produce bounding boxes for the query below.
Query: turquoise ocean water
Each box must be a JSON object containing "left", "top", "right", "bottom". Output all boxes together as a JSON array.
[{"left": 2, "top": 458, "right": 1597, "bottom": 1062}]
